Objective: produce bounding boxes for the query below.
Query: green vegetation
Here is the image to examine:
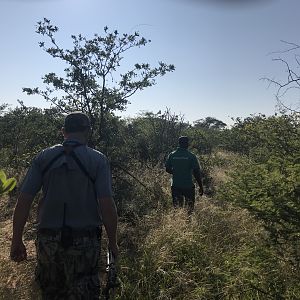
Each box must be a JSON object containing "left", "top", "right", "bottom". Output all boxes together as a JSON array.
[
  {"left": 1, "top": 19, "right": 300, "bottom": 299},
  {"left": 218, "top": 114, "right": 300, "bottom": 283},
  {"left": 120, "top": 203, "right": 289, "bottom": 299},
  {"left": 23, "top": 18, "right": 175, "bottom": 147},
  {"left": 0, "top": 170, "right": 16, "bottom": 196},
  {"left": 1, "top": 107, "right": 299, "bottom": 299}
]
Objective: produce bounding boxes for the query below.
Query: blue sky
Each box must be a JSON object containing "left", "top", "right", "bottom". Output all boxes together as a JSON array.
[{"left": 0, "top": 0, "right": 299, "bottom": 125}]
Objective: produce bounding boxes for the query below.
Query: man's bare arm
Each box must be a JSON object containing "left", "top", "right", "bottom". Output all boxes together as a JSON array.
[
  {"left": 10, "top": 192, "right": 34, "bottom": 261},
  {"left": 99, "top": 196, "right": 118, "bottom": 257}
]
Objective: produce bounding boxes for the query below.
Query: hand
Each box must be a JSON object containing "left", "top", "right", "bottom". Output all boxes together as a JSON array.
[
  {"left": 10, "top": 240, "right": 27, "bottom": 262},
  {"left": 109, "top": 242, "right": 119, "bottom": 259},
  {"left": 199, "top": 187, "right": 204, "bottom": 196}
]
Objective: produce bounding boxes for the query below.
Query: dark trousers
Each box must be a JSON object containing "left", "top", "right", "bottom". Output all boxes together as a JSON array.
[
  {"left": 171, "top": 186, "right": 195, "bottom": 214},
  {"left": 35, "top": 227, "right": 101, "bottom": 300}
]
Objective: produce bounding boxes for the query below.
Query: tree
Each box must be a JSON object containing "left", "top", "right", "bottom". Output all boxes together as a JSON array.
[
  {"left": 263, "top": 40, "right": 300, "bottom": 113},
  {"left": 128, "top": 108, "right": 187, "bottom": 163},
  {"left": 0, "top": 104, "right": 62, "bottom": 169},
  {"left": 0, "top": 103, "right": 9, "bottom": 115},
  {"left": 193, "top": 117, "right": 227, "bottom": 130},
  {"left": 23, "top": 18, "right": 175, "bottom": 147},
  {"left": 219, "top": 114, "right": 300, "bottom": 267}
]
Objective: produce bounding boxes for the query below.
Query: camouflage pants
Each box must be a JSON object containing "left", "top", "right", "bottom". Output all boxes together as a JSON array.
[{"left": 35, "top": 228, "right": 101, "bottom": 300}]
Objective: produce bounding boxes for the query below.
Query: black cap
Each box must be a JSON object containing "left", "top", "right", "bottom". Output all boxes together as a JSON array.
[
  {"left": 64, "top": 112, "right": 91, "bottom": 133},
  {"left": 178, "top": 136, "right": 189, "bottom": 148}
]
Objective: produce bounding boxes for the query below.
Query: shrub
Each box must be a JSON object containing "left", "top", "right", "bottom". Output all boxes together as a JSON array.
[{"left": 117, "top": 200, "right": 297, "bottom": 299}]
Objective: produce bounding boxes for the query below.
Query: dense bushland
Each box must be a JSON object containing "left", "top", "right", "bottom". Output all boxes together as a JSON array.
[
  {"left": 1, "top": 106, "right": 300, "bottom": 299},
  {"left": 1, "top": 18, "right": 300, "bottom": 299},
  {"left": 218, "top": 114, "right": 300, "bottom": 270},
  {"left": 119, "top": 202, "right": 294, "bottom": 300}
]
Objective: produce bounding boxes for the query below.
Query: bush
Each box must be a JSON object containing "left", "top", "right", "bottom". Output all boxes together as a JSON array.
[
  {"left": 117, "top": 200, "right": 298, "bottom": 299},
  {"left": 113, "top": 161, "right": 171, "bottom": 224},
  {"left": 218, "top": 114, "right": 300, "bottom": 263}
]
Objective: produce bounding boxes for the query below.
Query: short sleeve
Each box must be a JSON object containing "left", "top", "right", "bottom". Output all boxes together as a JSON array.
[
  {"left": 94, "top": 156, "right": 113, "bottom": 198},
  {"left": 20, "top": 156, "right": 43, "bottom": 196}
]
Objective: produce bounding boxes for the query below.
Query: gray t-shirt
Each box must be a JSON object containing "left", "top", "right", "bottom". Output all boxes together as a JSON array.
[{"left": 21, "top": 140, "right": 112, "bottom": 229}]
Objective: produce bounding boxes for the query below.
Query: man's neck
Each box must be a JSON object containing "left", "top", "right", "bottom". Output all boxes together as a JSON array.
[{"left": 64, "top": 134, "right": 87, "bottom": 145}]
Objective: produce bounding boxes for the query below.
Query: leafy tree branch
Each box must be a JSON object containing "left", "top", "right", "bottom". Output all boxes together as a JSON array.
[{"left": 23, "top": 18, "right": 175, "bottom": 146}]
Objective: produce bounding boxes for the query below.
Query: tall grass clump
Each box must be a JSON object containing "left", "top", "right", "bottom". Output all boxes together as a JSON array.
[
  {"left": 0, "top": 194, "right": 42, "bottom": 300},
  {"left": 118, "top": 199, "right": 295, "bottom": 300},
  {"left": 114, "top": 161, "right": 171, "bottom": 224}
]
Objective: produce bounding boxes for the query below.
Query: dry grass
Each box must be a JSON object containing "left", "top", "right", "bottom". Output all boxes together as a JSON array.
[
  {"left": 117, "top": 198, "right": 289, "bottom": 300},
  {"left": 0, "top": 194, "right": 289, "bottom": 300},
  {"left": 209, "top": 151, "right": 243, "bottom": 191},
  {"left": 1, "top": 154, "right": 299, "bottom": 299},
  {"left": 0, "top": 195, "right": 40, "bottom": 300}
]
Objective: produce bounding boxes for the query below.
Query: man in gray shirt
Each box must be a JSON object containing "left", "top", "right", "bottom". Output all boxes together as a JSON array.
[{"left": 10, "top": 112, "right": 118, "bottom": 299}]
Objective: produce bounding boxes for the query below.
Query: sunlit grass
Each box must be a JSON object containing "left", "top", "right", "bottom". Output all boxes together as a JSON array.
[
  {"left": 117, "top": 199, "right": 298, "bottom": 299},
  {"left": 1, "top": 155, "right": 299, "bottom": 299}
]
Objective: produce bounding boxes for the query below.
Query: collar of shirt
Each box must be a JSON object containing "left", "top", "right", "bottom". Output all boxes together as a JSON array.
[
  {"left": 63, "top": 138, "right": 85, "bottom": 147},
  {"left": 177, "top": 147, "right": 188, "bottom": 151}
]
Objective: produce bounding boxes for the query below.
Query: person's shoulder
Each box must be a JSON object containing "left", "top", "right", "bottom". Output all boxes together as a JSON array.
[
  {"left": 28, "top": 144, "right": 63, "bottom": 170},
  {"left": 86, "top": 146, "right": 105, "bottom": 156},
  {"left": 167, "top": 149, "right": 177, "bottom": 158},
  {"left": 171, "top": 148, "right": 178, "bottom": 155},
  {"left": 45, "top": 144, "right": 63, "bottom": 152},
  {"left": 187, "top": 150, "right": 197, "bottom": 158},
  {"left": 36, "top": 144, "right": 63, "bottom": 160},
  {"left": 86, "top": 147, "right": 108, "bottom": 161}
]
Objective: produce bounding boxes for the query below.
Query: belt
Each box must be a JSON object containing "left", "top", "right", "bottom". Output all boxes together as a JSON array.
[{"left": 38, "top": 227, "right": 101, "bottom": 238}]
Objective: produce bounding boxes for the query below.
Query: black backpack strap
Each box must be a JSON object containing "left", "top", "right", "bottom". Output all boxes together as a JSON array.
[
  {"left": 69, "top": 149, "right": 97, "bottom": 200},
  {"left": 41, "top": 143, "right": 94, "bottom": 183},
  {"left": 41, "top": 151, "right": 65, "bottom": 178},
  {"left": 69, "top": 151, "right": 96, "bottom": 184}
]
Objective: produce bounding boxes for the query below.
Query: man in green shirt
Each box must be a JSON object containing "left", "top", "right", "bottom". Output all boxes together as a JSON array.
[{"left": 165, "top": 136, "right": 204, "bottom": 213}]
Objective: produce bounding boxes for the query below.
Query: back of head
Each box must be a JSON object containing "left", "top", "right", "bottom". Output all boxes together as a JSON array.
[
  {"left": 64, "top": 112, "right": 91, "bottom": 133},
  {"left": 178, "top": 136, "right": 189, "bottom": 149}
]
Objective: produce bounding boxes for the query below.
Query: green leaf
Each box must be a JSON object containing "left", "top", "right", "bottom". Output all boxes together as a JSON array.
[
  {"left": 0, "top": 169, "right": 7, "bottom": 183},
  {"left": 0, "top": 170, "right": 17, "bottom": 195},
  {"left": 0, "top": 178, "right": 17, "bottom": 195}
]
